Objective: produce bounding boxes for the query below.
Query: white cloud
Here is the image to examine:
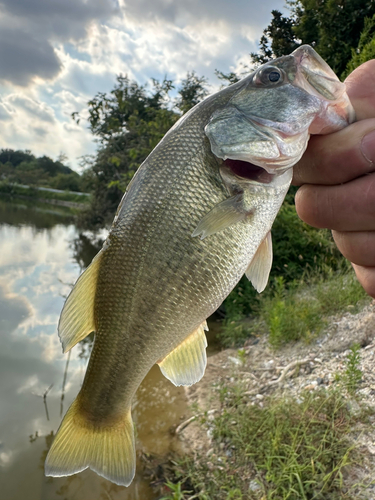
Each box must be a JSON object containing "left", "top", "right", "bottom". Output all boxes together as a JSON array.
[
  {"left": 0, "top": 88, "right": 95, "bottom": 167},
  {"left": 0, "top": 0, "right": 287, "bottom": 167}
]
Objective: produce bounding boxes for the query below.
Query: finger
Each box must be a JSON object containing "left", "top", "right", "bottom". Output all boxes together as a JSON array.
[
  {"left": 352, "top": 264, "right": 375, "bottom": 298},
  {"left": 295, "top": 171, "right": 375, "bottom": 231},
  {"left": 292, "top": 119, "right": 375, "bottom": 186},
  {"left": 345, "top": 59, "right": 375, "bottom": 121},
  {"left": 332, "top": 230, "right": 375, "bottom": 267}
]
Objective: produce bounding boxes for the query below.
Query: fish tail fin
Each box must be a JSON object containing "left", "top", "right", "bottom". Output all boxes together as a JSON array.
[{"left": 45, "top": 397, "right": 136, "bottom": 486}]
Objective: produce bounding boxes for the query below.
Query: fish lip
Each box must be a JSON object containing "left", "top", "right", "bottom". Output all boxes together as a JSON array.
[{"left": 290, "top": 44, "right": 356, "bottom": 126}]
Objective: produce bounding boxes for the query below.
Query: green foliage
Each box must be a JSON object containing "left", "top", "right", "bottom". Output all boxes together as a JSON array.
[
  {"left": 272, "top": 195, "right": 346, "bottom": 282},
  {"left": 251, "top": 1, "right": 375, "bottom": 76},
  {"left": 220, "top": 268, "right": 369, "bottom": 349},
  {"left": 49, "top": 173, "right": 82, "bottom": 192},
  {"left": 160, "top": 480, "right": 192, "bottom": 500},
  {"left": 293, "top": 0, "right": 375, "bottom": 76},
  {"left": 175, "top": 72, "right": 209, "bottom": 114},
  {"left": 75, "top": 73, "right": 209, "bottom": 229},
  {"left": 315, "top": 273, "right": 369, "bottom": 316},
  {"left": 214, "top": 69, "right": 241, "bottom": 85},
  {"left": 261, "top": 277, "right": 324, "bottom": 347},
  {"left": 167, "top": 387, "right": 368, "bottom": 499},
  {"left": 261, "top": 272, "right": 369, "bottom": 348},
  {"left": 219, "top": 313, "right": 254, "bottom": 348},
  {"left": 343, "top": 13, "right": 375, "bottom": 77},
  {"left": 0, "top": 148, "right": 89, "bottom": 193},
  {"left": 251, "top": 9, "right": 300, "bottom": 65}
]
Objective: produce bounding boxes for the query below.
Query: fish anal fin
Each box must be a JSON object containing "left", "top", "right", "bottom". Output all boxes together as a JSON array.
[
  {"left": 192, "top": 195, "right": 249, "bottom": 239},
  {"left": 158, "top": 321, "right": 208, "bottom": 386},
  {"left": 245, "top": 231, "right": 273, "bottom": 293},
  {"left": 59, "top": 250, "right": 103, "bottom": 353},
  {"left": 45, "top": 397, "right": 135, "bottom": 487}
]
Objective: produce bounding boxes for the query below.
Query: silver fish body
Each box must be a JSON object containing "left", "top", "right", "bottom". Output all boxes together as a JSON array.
[{"left": 45, "top": 46, "right": 354, "bottom": 486}]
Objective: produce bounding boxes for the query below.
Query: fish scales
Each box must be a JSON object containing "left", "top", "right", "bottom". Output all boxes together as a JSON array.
[
  {"left": 45, "top": 45, "right": 355, "bottom": 486},
  {"left": 83, "top": 79, "right": 282, "bottom": 415}
]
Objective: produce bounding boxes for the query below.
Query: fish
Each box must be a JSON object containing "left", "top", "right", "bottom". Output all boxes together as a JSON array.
[{"left": 45, "top": 45, "right": 354, "bottom": 486}]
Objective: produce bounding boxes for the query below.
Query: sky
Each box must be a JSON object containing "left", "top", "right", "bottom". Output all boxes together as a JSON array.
[{"left": 0, "top": 0, "right": 287, "bottom": 171}]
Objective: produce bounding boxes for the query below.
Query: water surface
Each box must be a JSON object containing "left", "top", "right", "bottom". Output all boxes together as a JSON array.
[{"left": 0, "top": 198, "right": 192, "bottom": 500}]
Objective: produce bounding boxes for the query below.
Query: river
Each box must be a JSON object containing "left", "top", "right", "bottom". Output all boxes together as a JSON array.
[{"left": 0, "top": 198, "right": 222, "bottom": 500}]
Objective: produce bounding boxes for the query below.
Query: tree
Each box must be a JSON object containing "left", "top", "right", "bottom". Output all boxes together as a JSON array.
[
  {"left": 0, "top": 149, "right": 81, "bottom": 188},
  {"left": 292, "top": 0, "right": 375, "bottom": 76},
  {"left": 175, "top": 72, "right": 209, "bottom": 114},
  {"left": 251, "top": 10, "right": 300, "bottom": 65},
  {"left": 77, "top": 72, "right": 209, "bottom": 229},
  {"left": 343, "top": 13, "right": 375, "bottom": 77},
  {"left": 251, "top": 1, "right": 375, "bottom": 77}
]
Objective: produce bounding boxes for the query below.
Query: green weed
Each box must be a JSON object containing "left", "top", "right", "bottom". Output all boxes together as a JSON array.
[
  {"left": 165, "top": 386, "right": 368, "bottom": 499},
  {"left": 218, "top": 314, "right": 253, "bottom": 348},
  {"left": 336, "top": 344, "right": 363, "bottom": 395},
  {"left": 261, "top": 276, "right": 324, "bottom": 347},
  {"left": 160, "top": 480, "right": 192, "bottom": 500},
  {"left": 220, "top": 271, "right": 370, "bottom": 349},
  {"left": 316, "top": 275, "right": 368, "bottom": 316}
]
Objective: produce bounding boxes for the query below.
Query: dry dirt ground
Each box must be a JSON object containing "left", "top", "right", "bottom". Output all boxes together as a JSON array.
[{"left": 176, "top": 302, "right": 375, "bottom": 498}]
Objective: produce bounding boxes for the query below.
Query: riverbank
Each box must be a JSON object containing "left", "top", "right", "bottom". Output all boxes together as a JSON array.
[
  {"left": 153, "top": 301, "right": 375, "bottom": 499},
  {"left": 0, "top": 182, "right": 91, "bottom": 209}
]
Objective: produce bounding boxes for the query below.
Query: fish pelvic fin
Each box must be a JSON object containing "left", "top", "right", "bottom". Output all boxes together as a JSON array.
[
  {"left": 59, "top": 250, "right": 104, "bottom": 353},
  {"left": 158, "top": 321, "right": 208, "bottom": 386},
  {"left": 245, "top": 231, "right": 273, "bottom": 293},
  {"left": 45, "top": 397, "right": 136, "bottom": 487},
  {"left": 192, "top": 195, "right": 248, "bottom": 239}
]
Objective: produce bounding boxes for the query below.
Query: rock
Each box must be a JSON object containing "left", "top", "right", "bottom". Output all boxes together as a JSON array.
[{"left": 249, "top": 480, "right": 261, "bottom": 492}]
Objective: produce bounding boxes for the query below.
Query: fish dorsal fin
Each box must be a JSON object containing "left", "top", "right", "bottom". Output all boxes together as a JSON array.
[
  {"left": 158, "top": 321, "right": 208, "bottom": 386},
  {"left": 245, "top": 231, "right": 273, "bottom": 293},
  {"left": 192, "top": 195, "right": 248, "bottom": 239},
  {"left": 59, "top": 250, "right": 103, "bottom": 353}
]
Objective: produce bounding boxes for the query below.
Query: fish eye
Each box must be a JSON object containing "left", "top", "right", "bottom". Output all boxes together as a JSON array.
[
  {"left": 268, "top": 70, "right": 281, "bottom": 82},
  {"left": 256, "top": 66, "right": 284, "bottom": 86}
]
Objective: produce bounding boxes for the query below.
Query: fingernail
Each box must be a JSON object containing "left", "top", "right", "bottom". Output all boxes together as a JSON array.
[{"left": 361, "top": 129, "right": 375, "bottom": 163}]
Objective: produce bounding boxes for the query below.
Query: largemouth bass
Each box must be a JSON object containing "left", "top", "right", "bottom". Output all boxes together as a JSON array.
[{"left": 45, "top": 46, "right": 354, "bottom": 486}]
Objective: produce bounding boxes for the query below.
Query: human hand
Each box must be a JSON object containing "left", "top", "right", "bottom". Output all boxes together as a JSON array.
[{"left": 293, "top": 59, "right": 375, "bottom": 297}]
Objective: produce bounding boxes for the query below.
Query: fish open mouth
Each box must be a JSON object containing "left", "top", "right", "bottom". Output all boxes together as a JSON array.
[{"left": 223, "top": 158, "right": 274, "bottom": 184}]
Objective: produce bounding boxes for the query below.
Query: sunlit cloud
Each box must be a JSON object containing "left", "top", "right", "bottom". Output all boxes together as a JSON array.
[
  {"left": 0, "top": 0, "right": 286, "bottom": 168},
  {"left": 0, "top": 450, "right": 14, "bottom": 467}
]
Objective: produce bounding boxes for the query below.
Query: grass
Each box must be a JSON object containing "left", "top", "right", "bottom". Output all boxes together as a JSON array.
[
  {"left": 220, "top": 270, "right": 370, "bottom": 349},
  {"left": 163, "top": 385, "right": 370, "bottom": 499}
]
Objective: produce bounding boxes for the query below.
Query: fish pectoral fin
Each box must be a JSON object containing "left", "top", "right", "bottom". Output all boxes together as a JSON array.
[
  {"left": 192, "top": 194, "right": 249, "bottom": 239},
  {"left": 45, "top": 397, "right": 135, "bottom": 487},
  {"left": 158, "top": 321, "right": 208, "bottom": 386},
  {"left": 59, "top": 250, "right": 103, "bottom": 353},
  {"left": 245, "top": 231, "right": 273, "bottom": 293}
]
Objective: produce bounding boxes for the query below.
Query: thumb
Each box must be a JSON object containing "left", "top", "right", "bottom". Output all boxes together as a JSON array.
[{"left": 345, "top": 59, "right": 375, "bottom": 120}]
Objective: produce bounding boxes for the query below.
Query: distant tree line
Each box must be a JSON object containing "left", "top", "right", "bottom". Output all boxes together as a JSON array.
[{"left": 0, "top": 149, "right": 93, "bottom": 192}]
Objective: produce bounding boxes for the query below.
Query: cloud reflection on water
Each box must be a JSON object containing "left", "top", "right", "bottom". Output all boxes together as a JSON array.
[{"left": 0, "top": 201, "right": 188, "bottom": 499}]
